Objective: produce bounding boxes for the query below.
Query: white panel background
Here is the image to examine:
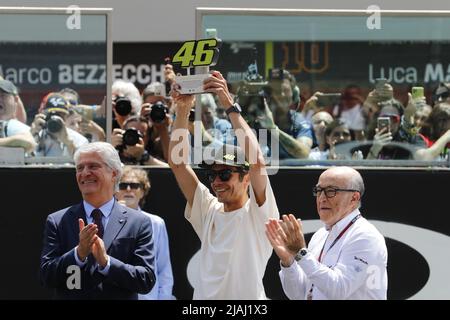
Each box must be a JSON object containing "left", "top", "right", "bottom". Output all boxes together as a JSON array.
[{"left": 1, "top": 0, "right": 449, "bottom": 42}]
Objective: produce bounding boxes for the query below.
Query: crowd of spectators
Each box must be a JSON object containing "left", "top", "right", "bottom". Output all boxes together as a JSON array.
[{"left": 1, "top": 64, "right": 449, "bottom": 165}]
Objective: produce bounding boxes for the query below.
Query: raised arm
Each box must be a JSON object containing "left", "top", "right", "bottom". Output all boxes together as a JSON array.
[
  {"left": 168, "top": 94, "right": 199, "bottom": 207},
  {"left": 415, "top": 129, "right": 450, "bottom": 160},
  {"left": 204, "top": 71, "right": 267, "bottom": 206}
]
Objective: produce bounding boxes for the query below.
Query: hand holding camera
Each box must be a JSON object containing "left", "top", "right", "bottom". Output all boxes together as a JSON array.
[
  {"left": 113, "top": 127, "right": 145, "bottom": 160},
  {"left": 373, "top": 78, "right": 393, "bottom": 102},
  {"left": 255, "top": 97, "right": 277, "bottom": 130},
  {"left": 316, "top": 93, "right": 342, "bottom": 107},
  {"left": 111, "top": 128, "right": 124, "bottom": 148},
  {"left": 113, "top": 95, "right": 132, "bottom": 116},
  {"left": 302, "top": 92, "right": 320, "bottom": 116},
  {"left": 370, "top": 125, "right": 393, "bottom": 156},
  {"left": 404, "top": 93, "right": 418, "bottom": 126},
  {"left": 122, "top": 135, "right": 145, "bottom": 160},
  {"left": 30, "top": 113, "right": 46, "bottom": 136}
]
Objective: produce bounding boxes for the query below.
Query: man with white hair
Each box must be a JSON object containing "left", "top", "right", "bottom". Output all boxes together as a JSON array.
[
  {"left": 112, "top": 79, "right": 142, "bottom": 129},
  {"left": 266, "top": 166, "right": 388, "bottom": 300},
  {"left": 40, "top": 142, "right": 155, "bottom": 299}
]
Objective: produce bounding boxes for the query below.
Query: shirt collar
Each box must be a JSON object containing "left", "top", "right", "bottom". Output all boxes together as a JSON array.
[
  {"left": 327, "top": 208, "right": 361, "bottom": 233},
  {"left": 84, "top": 198, "right": 115, "bottom": 218}
]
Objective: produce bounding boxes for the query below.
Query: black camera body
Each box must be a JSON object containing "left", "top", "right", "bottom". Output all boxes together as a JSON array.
[
  {"left": 149, "top": 101, "right": 169, "bottom": 123},
  {"left": 122, "top": 128, "right": 142, "bottom": 146},
  {"left": 45, "top": 112, "right": 65, "bottom": 134},
  {"left": 114, "top": 96, "right": 132, "bottom": 116},
  {"left": 188, "top": 108, "right": 196, "bottom": 122},
  {"left": 236, "top": 80, "right": 268, "bottom": 108}
]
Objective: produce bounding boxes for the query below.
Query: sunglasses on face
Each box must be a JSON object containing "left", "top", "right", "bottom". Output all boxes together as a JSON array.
[
  {"left": 206, "top": 169, "right": 242, "bottom": 183},
  {"left": 119, "top": 182, "right": 143, "bottom": 190}
]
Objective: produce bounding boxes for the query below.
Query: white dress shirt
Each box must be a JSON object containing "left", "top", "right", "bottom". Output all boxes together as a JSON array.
[
  {"left": 280, "top": 209, "right": 388, "bottom": 300},
  {"left": 138, "top": 209, "right": 175, "bottom": 300},
  {"left": 73, "top": 198, "right": 115, "bottom": 274}
]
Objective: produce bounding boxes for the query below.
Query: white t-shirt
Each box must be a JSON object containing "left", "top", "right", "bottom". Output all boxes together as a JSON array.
[
  {"left": 184, "top": 176, "right": 279, "bottom": 300},
  {"left": 3, "top": 119, "right": 30, "bottom": 136},
  {"left": 334, "top": 104, "right": 366, "bottom": 131},
  {"left": 35, "top": 127, "right": 88, "bottom": 157}
]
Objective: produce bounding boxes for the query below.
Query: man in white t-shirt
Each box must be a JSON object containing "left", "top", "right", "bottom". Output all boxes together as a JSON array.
[{"left": 168, "top": 70, "right": 279, "bottom": 300}]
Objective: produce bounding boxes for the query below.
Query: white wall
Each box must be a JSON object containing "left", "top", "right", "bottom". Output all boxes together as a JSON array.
[{"left": 1, "top": 0, "right": 449, "bottom": 42}]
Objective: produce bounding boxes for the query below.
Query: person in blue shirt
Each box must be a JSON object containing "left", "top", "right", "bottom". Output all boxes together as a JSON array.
[
  {"left": 116, "top": 166, "right": 175, "bottom": 300},
  {"left": 248, "top": 71, "right": 313, "bottom": 159},
  {"left": 200, "top": 93, "right": 234, "bottom": 145}
]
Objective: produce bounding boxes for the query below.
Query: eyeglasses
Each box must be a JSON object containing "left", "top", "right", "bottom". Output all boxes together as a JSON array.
[
  {"left": 206, "top": 169, "right": 242, "bottom": 183},
  {"left": 119, "top": 182, "right": 143, "bottom": 190},
  {"left": 312, "top": 186, "right": 359, "bottom": 198}
]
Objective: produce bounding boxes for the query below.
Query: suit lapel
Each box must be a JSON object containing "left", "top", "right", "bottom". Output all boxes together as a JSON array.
[
  {"left": 68, "top": 203, "right": 87, "bottom": 246},
  {"left": 103, "top": 202, "right": 128, "bottom": 251}
]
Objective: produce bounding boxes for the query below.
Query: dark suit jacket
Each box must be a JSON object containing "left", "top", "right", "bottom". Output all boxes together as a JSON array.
[{"left": 40, "top": 201, "right": 155, "bottom": 300}]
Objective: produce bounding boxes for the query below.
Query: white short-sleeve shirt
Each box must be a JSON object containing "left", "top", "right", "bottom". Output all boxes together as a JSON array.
[{"left": 185, "top": 176, "right": 279, "bottom": 300}]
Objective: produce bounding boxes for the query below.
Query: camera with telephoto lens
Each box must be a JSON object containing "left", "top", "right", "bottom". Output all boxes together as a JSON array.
[
  {"left": 149, "top": 101, "right": 169, "bottom": 123},
  {"left": 235, "top": 53, "right": 269, "bottom": 129},
  {"left": 122, "top": 128, "right": 142, "bottom": 146},
  {"left": 114, "top": 95, "right": 132, "bottom": 116},
  {"left": 45, "top": 112, "right": 65, "bottom": 134}
]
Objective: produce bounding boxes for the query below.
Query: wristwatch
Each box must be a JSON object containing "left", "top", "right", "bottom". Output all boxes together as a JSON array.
[
  {"left": 294, "top": 248, "right": 308, "bottom": 262},
  {"left": 225, "top": 103, "right": 242, "bottom": 116}
]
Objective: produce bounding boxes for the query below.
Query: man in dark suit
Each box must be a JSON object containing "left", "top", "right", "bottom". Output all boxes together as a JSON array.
[{"left": 40, "top": 142, "right": 155, "bottom": 299}]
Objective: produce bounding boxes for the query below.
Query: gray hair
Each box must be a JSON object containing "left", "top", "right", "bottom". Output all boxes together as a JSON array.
[
  {"left": 325, "top": 166, "right": 365, "bottom": 209},
  {"left": 74, "top": 142, "right": 123, "bottom": 192},
  {"left": 200, "top": 93, "right": 218, "bottom": 113},
  {"left": 345, "top": 168, "right": 365, "bottom": 208},
  {"left": 112, "top": 79, "right": 142, "bottom": 115}
]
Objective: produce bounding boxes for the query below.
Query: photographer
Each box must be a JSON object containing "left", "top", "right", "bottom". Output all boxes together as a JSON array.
[
  {"left": 366, "top": 99, "right": 427, "bottom": 160},
  {"left": 0, "top": 79, "right": 36, "bottom": 153},
  {"left": 256, "top": 95, "right": 313, "bottom": 159},
  {"left": 31, "top": 93, "right": 88, "bottom": 157},
  {"left": 112, "top": 79, "right": 142, "bottom": 130},
  {"left": 361, "top": 80, "right": 394, "bottom": 137},
  {"left": 140, "top": 98, "right": 171, "bottom": 162},
  {"left": 60, "top": 88, "right": 106, "bottom": 142},
  {"left": 111, "top": 115, "right": 167, "bottom": 166},
  {"left": 239, "top": 69, "right": 313, "bottom": 159}
]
